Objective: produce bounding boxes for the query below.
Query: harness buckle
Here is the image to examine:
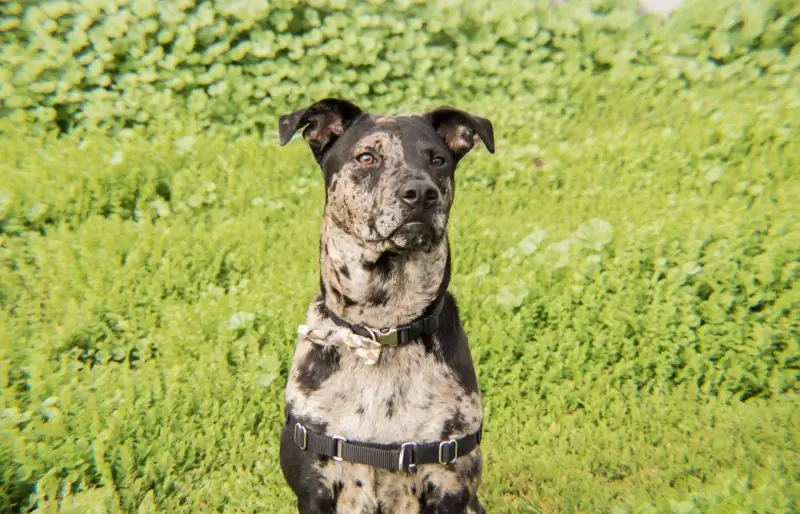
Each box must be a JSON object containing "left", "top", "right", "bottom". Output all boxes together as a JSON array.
[
  {"left": 438, "top": 439, "right": 458, "bottom": 465},
  {"left": 331, "top": 436, "right": 346, "bottom": 462},
  {"left": 399, "top": 442, "right": 417, "bottom": 471},
  {"left": 294, "top": 423, "right": 308, "bottom": 450}
]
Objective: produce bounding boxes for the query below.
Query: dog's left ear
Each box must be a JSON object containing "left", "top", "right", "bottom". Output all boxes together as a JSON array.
[
  {"left": 422, "top": 107, "right": 495, "bottom": 162},
  {"left": 278, "top": 98, "right": 364, "bottom": 164}
]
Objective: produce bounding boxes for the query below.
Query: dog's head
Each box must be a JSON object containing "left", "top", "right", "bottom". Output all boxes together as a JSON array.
[{"left": 278, "top": 98, "right": 494, "bottom": 252}]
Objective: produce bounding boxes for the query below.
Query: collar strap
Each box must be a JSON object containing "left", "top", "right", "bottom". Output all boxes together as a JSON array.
[
  {"left": 324, "top": 294, "right": 445, "bottom": 346},
  {"left": 286, "top": 413, "right": 481, "bottom": 472}
]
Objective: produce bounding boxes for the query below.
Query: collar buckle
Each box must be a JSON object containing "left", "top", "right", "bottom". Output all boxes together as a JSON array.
[{"left": 366, "top": 326, "right": 399, "bottom": 346}]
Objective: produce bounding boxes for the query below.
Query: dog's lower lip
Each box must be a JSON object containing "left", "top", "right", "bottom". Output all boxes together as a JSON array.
[{"left": 386, "top": 221, "right": 429, "bottom": 238}]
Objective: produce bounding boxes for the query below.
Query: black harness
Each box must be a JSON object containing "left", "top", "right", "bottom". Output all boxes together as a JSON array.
[{"left": 286, "top": 413, "right": 482, "bottom": 473}]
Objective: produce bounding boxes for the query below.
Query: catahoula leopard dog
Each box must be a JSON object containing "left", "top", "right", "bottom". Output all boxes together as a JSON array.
[{"left": 277, "top": 97, "right": 495, "bottom": 514}]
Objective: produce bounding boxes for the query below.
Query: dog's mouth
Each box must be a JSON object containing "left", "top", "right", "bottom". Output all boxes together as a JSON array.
[{"left": 389, "top": 221, "right": 437, "bottom": 250}]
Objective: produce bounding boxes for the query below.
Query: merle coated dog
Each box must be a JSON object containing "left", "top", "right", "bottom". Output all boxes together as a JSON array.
[{"left": 277, "top": 98, "right": 495, "bottom": 514}]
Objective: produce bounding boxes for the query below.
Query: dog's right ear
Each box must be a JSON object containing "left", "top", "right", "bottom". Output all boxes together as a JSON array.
[{"left": 278, "top": 98, "right": 364, "bottom": 163}]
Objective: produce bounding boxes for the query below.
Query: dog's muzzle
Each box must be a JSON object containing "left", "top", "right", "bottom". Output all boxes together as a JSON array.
[{"left": 387, "top": 178, "right": 443, "bottom": 249}]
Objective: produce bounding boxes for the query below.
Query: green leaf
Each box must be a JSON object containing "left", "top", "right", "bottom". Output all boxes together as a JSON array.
[{"left": 575, "top": 218, "right": 614, "bottom": 251}]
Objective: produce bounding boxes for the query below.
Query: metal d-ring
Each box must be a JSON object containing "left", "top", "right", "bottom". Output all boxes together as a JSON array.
[
  {"left": 438, "top": 439, "right": 458, "bottom": 465},
  {"left": 294, "top": 423, "right": 308, "bottom": 450}
]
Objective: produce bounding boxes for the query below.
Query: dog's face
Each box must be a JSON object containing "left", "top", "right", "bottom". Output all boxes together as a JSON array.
[{"left": 278, "top": 99, "right": 494, "bottom": 252}]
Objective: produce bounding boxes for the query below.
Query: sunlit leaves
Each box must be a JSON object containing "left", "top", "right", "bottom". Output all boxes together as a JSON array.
[{"left": 1, "top": 0, "right": 799, "bottom": 133}]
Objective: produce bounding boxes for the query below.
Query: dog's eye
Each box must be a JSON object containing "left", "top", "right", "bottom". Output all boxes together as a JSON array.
[
  {"left": 356, "top": 153, "right": 377, "bottom": 166},
  {"left": 431, "top": 156, "right": 446, "bottom": 167}
]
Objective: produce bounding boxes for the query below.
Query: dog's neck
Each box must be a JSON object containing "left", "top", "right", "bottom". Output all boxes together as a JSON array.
[{"left": 319, "top": 219, "right": 450, "bottom": 329}]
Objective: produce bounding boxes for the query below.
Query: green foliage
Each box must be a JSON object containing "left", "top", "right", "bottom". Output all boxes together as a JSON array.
[
  {"left": 1, "top": 69, "right": 798, "bottom": 511},
  {"left": 1, "top": 0, "right": 800, "bottom": 134},
  {"left": 1, "top": 0, "right": 799, "bottom": 512}
]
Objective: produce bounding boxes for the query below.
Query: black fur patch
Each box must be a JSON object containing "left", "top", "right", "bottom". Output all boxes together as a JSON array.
[
  {"left": 420, "top": 483, "right": 469, "bottom": 513},
  {"left": 366, "top": 217, "right": 378, "bottom": 238},
  {"left": 469, "top": 496, "right": 487, "bottom": 514},
  {"left": 279, "top": 418, "right": 335, "bottom": 513},
  {"left": 366, "top": 164, "right": 383, "bottom": 191},
  {"left": 296, "top": 346, "right": 341, "bottom": 394},
  {"left": 464, "top": 455, "right": 482, "bottom": 481},
  {"left": 423, "top": 293, "right": 480, "bottom": 396},
  {"left": 339, "top": 264, "right": 350, "bottom": 279},
  {"left": 366, "top": 286, "right": 389, "bottom": 306},
  {"left": 363, "top": 251, "right": 395, "bottom": 280},
  {"left": 313, "top": 299, "right": 326, "bottom": 318},
  {"left": 297, "top": 491, "right": 335, "bottom": 514},
  {"left": 440, "top": 409, "right": 468, "bottom": 439}
]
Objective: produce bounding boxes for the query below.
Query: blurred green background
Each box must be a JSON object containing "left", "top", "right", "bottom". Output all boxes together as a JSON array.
[{"left": 1, "top": 0, "right": 798, "bottom": 512}]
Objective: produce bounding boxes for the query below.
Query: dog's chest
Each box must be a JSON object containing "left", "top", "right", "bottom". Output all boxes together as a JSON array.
[{"left": 287, "top": 341, "right": 482, "bottom": 444}]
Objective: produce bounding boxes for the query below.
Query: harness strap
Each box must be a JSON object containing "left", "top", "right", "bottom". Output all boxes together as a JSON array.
[{"left": 286, "top": 413, "right": 482, "bottom": 472}]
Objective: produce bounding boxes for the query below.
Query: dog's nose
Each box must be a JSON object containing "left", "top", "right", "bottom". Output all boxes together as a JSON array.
[{"left": 399, "top": 180, "right": 440, "bottom": 209}]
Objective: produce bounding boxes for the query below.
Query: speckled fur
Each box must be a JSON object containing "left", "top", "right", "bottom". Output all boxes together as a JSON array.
[{"left": 277, "top": 99, "right": 495, "bottom": 514}]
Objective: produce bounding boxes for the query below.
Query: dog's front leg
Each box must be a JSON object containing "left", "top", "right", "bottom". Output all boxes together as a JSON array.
[
  {"left": 280, "top": 423, "right": 338, "bottom": 514},
  {"left": 296, "top": 494, "right": 336, "bottom": 514},
  {"left": 420, "top": 489, "right": 485, "bottom": 514},
  {"left": 419, "top": 452, "right": 484, "bottom": 514}
]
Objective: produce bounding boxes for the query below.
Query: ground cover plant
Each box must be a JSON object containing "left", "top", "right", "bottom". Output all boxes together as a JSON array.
[{"left": 1, "top": 0, "right": 799, "bottom": 513}]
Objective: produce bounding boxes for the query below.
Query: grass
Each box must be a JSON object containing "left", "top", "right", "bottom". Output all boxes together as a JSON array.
[{"left": 1, "top": 75, "right": 798, "bottom": 513}]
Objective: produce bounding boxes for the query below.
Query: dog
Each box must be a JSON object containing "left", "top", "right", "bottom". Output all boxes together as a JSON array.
[{"left": 276, "top": 98, "right": 495, "bottom": 514}]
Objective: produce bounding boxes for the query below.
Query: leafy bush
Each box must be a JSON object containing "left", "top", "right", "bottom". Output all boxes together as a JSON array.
[{"left": 1, "top": 0, "right": 799, "bottom": 134}]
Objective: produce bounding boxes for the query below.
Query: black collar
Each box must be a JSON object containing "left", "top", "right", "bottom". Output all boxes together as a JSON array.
[{"left": 324, "top": 294, "right": 445, "bottom": 346}]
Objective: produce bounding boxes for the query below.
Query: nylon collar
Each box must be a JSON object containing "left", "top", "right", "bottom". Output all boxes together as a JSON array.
[{"left": 323, "top": 294, "right": 445, "bottom": 346}]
